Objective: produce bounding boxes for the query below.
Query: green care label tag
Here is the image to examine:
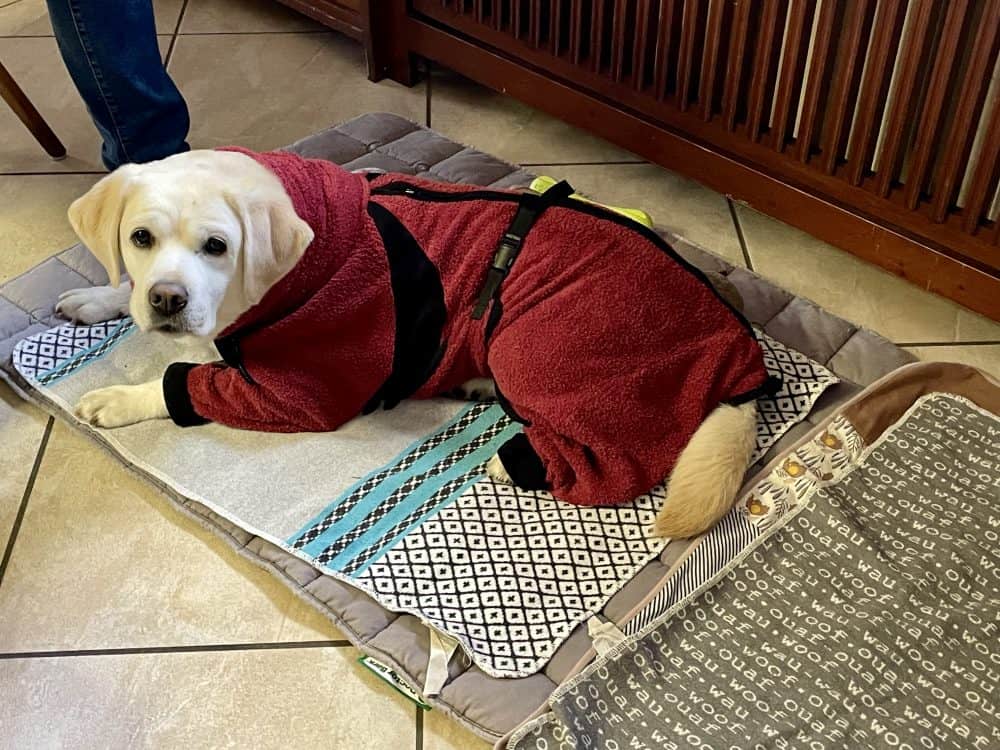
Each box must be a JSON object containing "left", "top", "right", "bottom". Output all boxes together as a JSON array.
[{"left": 358, "top": 655, "right": 432, "bottom": 710}]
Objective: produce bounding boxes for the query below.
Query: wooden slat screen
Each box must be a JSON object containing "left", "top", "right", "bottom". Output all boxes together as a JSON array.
[{"left": 410, "top": 0, "right": 1000, "bottom": 305}]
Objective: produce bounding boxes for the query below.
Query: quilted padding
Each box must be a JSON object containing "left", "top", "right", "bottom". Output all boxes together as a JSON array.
[{"left": 0, "top": 113, "right": 916, "bottom": 744}]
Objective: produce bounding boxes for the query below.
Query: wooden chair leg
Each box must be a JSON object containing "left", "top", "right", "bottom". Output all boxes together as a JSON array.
[{"left": 0, "top": 60, "right": 67, "bottom": 160}]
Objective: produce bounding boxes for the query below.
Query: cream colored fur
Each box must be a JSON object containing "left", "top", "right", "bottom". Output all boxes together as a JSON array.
[
  {"left": 64, "top": 149, "right": 314, "bottom": 428},
  {"left": 651, "top": 401, "right": 758, "bottom": 538}
]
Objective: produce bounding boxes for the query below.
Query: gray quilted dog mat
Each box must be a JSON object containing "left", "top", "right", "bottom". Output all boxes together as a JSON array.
[
  {"left": 0, "top": 113, "right": 917, "bottom": 743},
  {"left": 10, "top": 322, "right": 834, "bottom": 679}
]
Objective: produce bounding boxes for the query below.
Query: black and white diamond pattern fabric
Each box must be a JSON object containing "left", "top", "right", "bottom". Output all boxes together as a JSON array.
[
  {"left": 352, "top": 334, "right": 837, "bottom": 677},
  {"left": 13, "top": 318, "right": 134, "bottom": 385},
  {"left": 752, "top": 333, "right": 838, "bottom": 461},
  {"left": 355, "top": 483, "right": 666, "bottom": 675}
]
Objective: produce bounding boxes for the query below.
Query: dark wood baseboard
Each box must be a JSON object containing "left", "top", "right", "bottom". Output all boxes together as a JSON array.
[
  {"left": 273, "top": 0, "right": 363, "bottom": 39},
  {"left": 392, "top": 18, "right": 1000, "bottom": 321}
]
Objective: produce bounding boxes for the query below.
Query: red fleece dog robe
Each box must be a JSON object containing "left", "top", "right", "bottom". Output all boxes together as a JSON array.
[{"left": 163, "top": 149, "right": 772, "bottom": 507}]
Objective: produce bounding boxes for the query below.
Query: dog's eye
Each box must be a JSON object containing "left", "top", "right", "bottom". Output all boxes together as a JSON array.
[
  {"left": 203, "top": 237, "right": 227, "bottom": 256},
  {"left": 130, "top": 229, "right": 153, "bottom": 248}
]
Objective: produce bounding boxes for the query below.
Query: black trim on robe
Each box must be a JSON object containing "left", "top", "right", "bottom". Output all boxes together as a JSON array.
[
  {"left": 369, "top": 180, "right": 763, "bottom": 342},
  {"left": 362, "top": 200, "right": 448, "bottom": 414},
  {"left": 483, "top": 293, "right": 504, "bottom": 345},
  {"left": 164, "top": 362, "right": 210, "bottom": 427},
  {"left": 214, "top": 335, "right": 256, "bottom": 385},
  {"left": 493, "top": 376, "right": 530, "bottom": 425},
  {"left": 726, "top": 375, "right": 783, "bottom": 406},
  {"left": 498, "top": 433, "right": 549, "bottom": 490}
]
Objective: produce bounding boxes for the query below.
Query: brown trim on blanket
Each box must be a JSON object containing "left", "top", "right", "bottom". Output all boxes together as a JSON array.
[{"left": 843, "top": 362, "right": 1000, "bottom": 445}]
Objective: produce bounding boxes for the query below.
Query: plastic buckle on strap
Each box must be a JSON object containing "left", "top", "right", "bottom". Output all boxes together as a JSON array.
[
  {"left": 496, "top": 231, "right": 524, "bottom": 264},
  {"left": 471, "top": 232, "right": 524, "bottom": 319}
]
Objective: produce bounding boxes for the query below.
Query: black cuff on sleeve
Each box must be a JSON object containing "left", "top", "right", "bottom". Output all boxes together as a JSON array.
[
  {"left": 498, "top": 432, "right": 549, "bottom": 490},
  {"left": 163, "top": 362, "right": 210, "bottom": 427}
]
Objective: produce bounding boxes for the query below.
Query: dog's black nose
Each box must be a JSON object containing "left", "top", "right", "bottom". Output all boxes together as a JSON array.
[{"left": 148, "top": 283, "right": 188, "bottom": 317}]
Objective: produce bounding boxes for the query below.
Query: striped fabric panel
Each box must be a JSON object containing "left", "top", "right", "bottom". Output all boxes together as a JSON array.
[
  {"left": 289, "top": 402, "right": 522, "bottom": 575},
  {"left": 289, "top": 333, "right": 838, "bottom": 580},
  {"left": 314, "top": 417, "right": 520, "bottom": 572},
  {"left": 291, "top": 402, "right": 496, "bottom": 549},
  {"left": 623, "top": 510, "right": 757, "bottom": 635}
]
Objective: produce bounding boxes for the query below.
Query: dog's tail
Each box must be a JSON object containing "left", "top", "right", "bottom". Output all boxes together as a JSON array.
[{"left": 652, "top": 401, "right": 757, "bottom": 539}]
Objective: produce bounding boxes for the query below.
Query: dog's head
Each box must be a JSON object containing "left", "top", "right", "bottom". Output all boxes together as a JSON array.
[{"left": 68, "top": 149, "right": 314, "bottom": 338}]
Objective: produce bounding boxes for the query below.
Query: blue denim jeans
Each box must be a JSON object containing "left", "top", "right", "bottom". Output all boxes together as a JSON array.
[{"left": 46, "top": 0, "right": 190, "bottom": 170}]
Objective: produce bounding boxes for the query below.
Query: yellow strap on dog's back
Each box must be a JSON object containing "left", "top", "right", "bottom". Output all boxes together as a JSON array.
[{"left": 528, "top": 175, "right": 654, "bottom": 229}]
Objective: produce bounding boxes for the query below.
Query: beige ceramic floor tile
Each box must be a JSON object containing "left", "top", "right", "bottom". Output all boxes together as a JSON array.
[
  {"left": 423, "top": 708, "right": 493, "bottom": 749},
  {"left": 0, "top": 36, "right": 106, "bottom": 172},
  {"left": 735, "top": 204, "right": 1000, "bottom": 344},
  {"left": 170, "top": 31, "right": 425, "bottom": 152},
  {"left": 0, "top": 36, "right": 171, "bottom": 173},
  {"left": 432, "top": 70, "right": 641, "bottom": 165},
  {"left": 0, "top": 383, "right": 47, "bottom": 548},
  {"left": 536, "top": 163, "right": 746, "bottom": 267},
  {"left": 0, "top": 421, "right": 343, "bottom": 651},
  {"left": 0, "top": 646, "right": 416, "bottom": 748},
  {"left": 181, "top": 0, "right": 324, "bottom": 33},
  {"left": 904, "top": 345, "right": 1000, "bottom": 377},
  {"left": 0, "top": 0, "right": 182, "bottom": 36},
  {"left": 0, "top": 0, "right": 51, "bottom": 35},
  {"left": 0, "top": 173, "right": 101, "bottom": 284}
]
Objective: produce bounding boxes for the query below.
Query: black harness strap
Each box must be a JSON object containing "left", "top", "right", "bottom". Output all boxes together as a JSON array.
[{"left": 471, "top": 180, "right": 574, "bottom": 322}]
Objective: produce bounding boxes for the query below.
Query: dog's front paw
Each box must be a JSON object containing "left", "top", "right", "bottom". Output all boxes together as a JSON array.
[
  {"left": 485, "top": 453, "right": 513, "bottom": 484},
  {"left": 75, "top": 381, "right": 167, "bottom": 428},
  {"left": 56, "top": 285, "right": 130, "bottom": 324}
]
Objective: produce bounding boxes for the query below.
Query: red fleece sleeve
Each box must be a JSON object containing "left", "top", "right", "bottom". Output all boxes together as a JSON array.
[{"left": 162, "top": 361, "right": 356, "bottom": 433}]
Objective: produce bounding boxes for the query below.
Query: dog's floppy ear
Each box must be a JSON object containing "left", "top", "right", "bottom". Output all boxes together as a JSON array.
[
  {"left": 67, "top": 166, "right": 138, "bottom": 287},
  {"left": 233, "top": 191, "right": 314, "bottom": 306}
]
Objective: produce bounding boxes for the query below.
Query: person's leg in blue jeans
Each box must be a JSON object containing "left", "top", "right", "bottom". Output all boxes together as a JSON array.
[{"left": 46, "top": 0, "right": 189, "bottom": 170}]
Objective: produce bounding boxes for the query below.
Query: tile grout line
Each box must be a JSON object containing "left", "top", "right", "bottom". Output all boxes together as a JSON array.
[
  {"left": 0, "top": 30, "right": 331, "bottom": 39},
  {"left": 0, "top": 639, "right": 352, "bottom": 660},
  {"left": 425, "top": 59, "right": 432, "bottom": 129},
  {"left": 163, "top": 0, "right": 190, "bottom": 69},
  {"left": 176, "top": 29, "right": 331, "bottom": 36},
  {"left": 415, "top": 703, "right": 424, "bottom": 750},
  {"left": 0, "top": 171, "right": 106, "bottom": 176},
  {"left": 519, "top": 160, "right": 646, "bottom": 166},
  {"left": 727, "top": 197, "right": 754, "bottom": 271},
  {"left": 0, "top": 417, "right": 53, "bottom": 589},
  {"left": 897, "top": 340, "right": 1000, "bottom": 348}
]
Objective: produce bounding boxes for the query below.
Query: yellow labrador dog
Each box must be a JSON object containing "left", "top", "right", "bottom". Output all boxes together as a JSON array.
[
  {"left": 61, "top": 150, "right": 303, "bottom": 427},
  {"left": 59, "top": 149, "right": 762, "bottom": 539}
]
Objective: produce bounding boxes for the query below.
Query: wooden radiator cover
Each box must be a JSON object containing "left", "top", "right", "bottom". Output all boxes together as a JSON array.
[{"left": 363, "top": 0, "right": 1000, "bottom": 320}]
